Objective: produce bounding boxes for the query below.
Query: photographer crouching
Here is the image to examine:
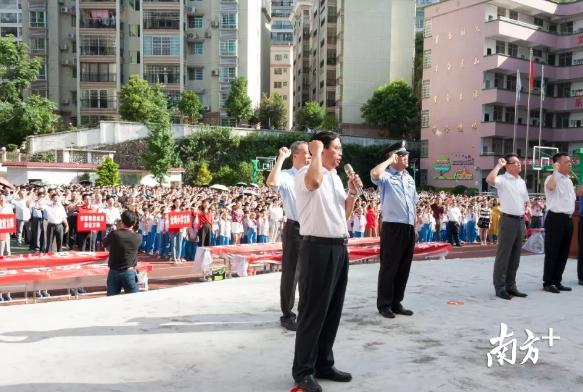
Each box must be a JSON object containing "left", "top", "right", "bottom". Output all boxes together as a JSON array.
[{"left": 103, "top": 210, "right": 142, "bottom": 296}]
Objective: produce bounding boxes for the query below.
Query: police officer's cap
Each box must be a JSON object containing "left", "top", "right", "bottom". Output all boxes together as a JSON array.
[{"left": 383, "top": 140, "right": 409, "bottom": 158}]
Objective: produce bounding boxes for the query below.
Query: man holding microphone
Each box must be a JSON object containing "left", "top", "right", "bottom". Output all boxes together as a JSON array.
[{"left": 291, "top": 131, "right": 361, "bottom": 392}]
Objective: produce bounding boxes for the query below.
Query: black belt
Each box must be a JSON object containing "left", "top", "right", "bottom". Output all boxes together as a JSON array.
[
  {"left": 303, "top": 235, "right": 348, "bottom": 245},
  {"left": 502, "top": 213, "right": 523, "bottom": 220},
  {"left": 286, "top": 219, "right": 300, "bottom": 226},
  {"left": 548, "top": 211, "right": 571, "bottom": 218}
]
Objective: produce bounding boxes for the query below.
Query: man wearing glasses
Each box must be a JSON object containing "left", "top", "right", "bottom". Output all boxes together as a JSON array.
[{"left": 486, "top": 153, "right": 530, "bottom": 300}]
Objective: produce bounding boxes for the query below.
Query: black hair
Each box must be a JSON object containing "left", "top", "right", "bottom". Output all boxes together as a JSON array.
[
  {"left": 552, "top": 152, "right": 569, "bottom": 163},
  {"left": 120, "top": 210, "right": 139, "bottom": 229},
  {"left": 503, "top": 153, "right": 518, "bottom": 162},
  {"left": 309, "top": 130, "right": 339, "bottom": 149}
]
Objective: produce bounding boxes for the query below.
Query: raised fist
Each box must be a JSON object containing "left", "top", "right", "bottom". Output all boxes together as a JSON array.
[
  {"left": 498, "top": 158, "right": 507, "bottom": 167},
  {"left": 308, "top": 140, "right": 324, "bottom": 156},
  {"left": 278, "top": 147, "right": 291, "bottom": 159}
]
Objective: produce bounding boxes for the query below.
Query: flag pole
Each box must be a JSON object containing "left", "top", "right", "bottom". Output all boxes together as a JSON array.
[
  {"left": 524, "top": 49, "right": 533, "bottom": 185},
  {"left": 537, "top": 64, "right": 544, "bottom": 193},
  {"left": 513, "top": 71, "right": 519, "bottom": 152}
]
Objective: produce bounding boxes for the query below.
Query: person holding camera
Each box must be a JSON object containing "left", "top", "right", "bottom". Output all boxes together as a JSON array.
[{"left": 103, "top": 210, "right": 142, "bottom": 296}]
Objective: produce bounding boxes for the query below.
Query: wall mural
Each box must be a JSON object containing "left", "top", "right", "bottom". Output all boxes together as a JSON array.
[{"left": 433, "top": 153, "right": 474, "bottom": 181}]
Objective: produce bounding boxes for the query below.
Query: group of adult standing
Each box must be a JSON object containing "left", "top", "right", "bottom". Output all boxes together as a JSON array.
[{"left": 268, "top": 132, "right": 417, "bottom": 392}]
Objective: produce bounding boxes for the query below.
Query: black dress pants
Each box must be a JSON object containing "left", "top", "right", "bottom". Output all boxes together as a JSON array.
[
  {"left": 544, "top": 211, "right": 572, "bottom": 286},
  {"left": 198, "top": 223, "right": 212, "bottom": 247},
  {"left": 377, "top": 222, "right": 415, "bottom": 311},
  {"left": 292, "top": 238, "right": 349, "bottom": 380},
  {"left": 280, "top": 219, "right": 301, "bottom": 320},
  {"left": 578, "top": 216, "right": 583, "bottom": 281}
]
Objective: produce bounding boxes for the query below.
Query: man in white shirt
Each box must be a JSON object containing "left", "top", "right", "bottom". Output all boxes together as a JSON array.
[
  {"left": 291, "top": 131, "right": 361, "bottom": 392},
  {"left": 44, "top": 193, "right": 69, "bottom": 252},
  {"left": 266, "top": 141, "right": 310, "bottom": 331},
  {"left": 12, "top": 189, "right": 31, "bottom": 245},
  {"left": 268, "top": 200, "right": 284, "bottom": 242},
  {"left": 446, "top": 201, "right": 462, "bottom": 247},
  {"left": 486, "top": 153, "right": 530, "bottom": 300},
  {"left": 543, "top": 152, "right": 583, "bottom": 293}
]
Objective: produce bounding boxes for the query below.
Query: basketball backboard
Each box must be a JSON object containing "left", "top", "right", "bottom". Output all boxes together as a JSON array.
[{"left": 532, "top": 146, "right": 559, "bottom": 171}]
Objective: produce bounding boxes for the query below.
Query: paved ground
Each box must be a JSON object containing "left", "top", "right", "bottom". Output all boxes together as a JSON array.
[{"left": 0, "top": 253, "right": 581, "bottom": 392}]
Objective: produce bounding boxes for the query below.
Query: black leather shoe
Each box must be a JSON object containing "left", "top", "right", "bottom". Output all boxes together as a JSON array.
[
  {"left": 379, "top": 307, "right": 395, "bottom": 319},
  {"left": 392, "top": 304, "right": 414, "bottom": 316},
  {"left": 281, "top": 318, "right": 297, "bottom": 331},
  {"left": 295, "top": 375, "right": 322, "bottom": 392},
  {"left": 315, "top": 367, "right": 352, "bottom": 382},
  {"left": 543, "top": 285, "right": 560, "bottom": 294},
  {"left": 556, "top": 283, "right": 572, "bottom": 291},
  {"left": 496, "top": 290, "right": 512, "bottom": 300},
  {"left": 507, "top": 289, "right": 527, "bottom": 297}
]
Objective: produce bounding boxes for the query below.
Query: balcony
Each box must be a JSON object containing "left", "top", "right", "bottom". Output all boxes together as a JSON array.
[
  {"left": 144, "top": 73, "right": 180, "bottom": 84},
  {"left": 80, "top": 98, "right": 117, "bottom": 109},
  {"left": 326, "top": 58, "right": 336, "bottom": 66},
  {"left": 80, "top": 46, "right": 115, "bottom": 56},
  {"left": 143, "top": 19, "right": 180, "bottom": 30},
  {"left": 80, "top": 17, "right": 116, "bottom": 29},
  {"left": 481, "top": 87, "right": 583, "bottom": 112},
  {"left": 80, "top": 73, "right": 117, "bottom": 82},
  {"left": 479, "top": 121, "right": 583, "bottom": 143},
  {"left": 482, "top": 54, "right": 583, "bottom": 81}
]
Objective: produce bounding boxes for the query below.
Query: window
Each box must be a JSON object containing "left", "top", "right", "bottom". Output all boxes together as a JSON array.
[
  {"left": 421, "top": 110, "right": 429, "bottom": 128},
  {"left": 29, "top": 38, "right": 46, "bottom": 53},
  {"left": 493, "top": 105, "right": 503, "bottom": 122},
  {"left": 494, "top": 73, "right": 504, "bottom": 88},
  {"left": 424, "top": 19, "right": 432, "bottom": 38},
  {"left": 506, "top": 75, "right": 516, "bottom": 90},
  {"left": 495, "top": 40, "right": 505, "bottom": 55},
  {"left": 509, "top": 11, "right": 518, "bottom": 20},
  {"left": 144, "top": 65, "right": 180, "bottom": 84},
  {"left": 143, "top": 10, "right": 179, "bottom": 30},
  {"left": 558, "top": 52, "right": 572, "bottom": 67},
  {"left": 80, "top": 89, "right": 116, "bottom": 109},
  {"left": 219, "top": 67, "right": 236, "bottom": 83},
  {"left": 144, "top": 35, "right": 180, "bottom": 56},
  {"left": 421, "top": 80, "right": 430, "bottom": 98},
  {"left": 193, "top": 15, "right": 203, "bottom": 28},
  {"left": 420, "top": 140, "right": 428, "bottom": 158},
  {"left": 0, "top": 12, "right": 18, "bottom": 24},
  {"left": 220, "top": 13, "right": 237, "bottom": 29},
  {"left": 533, "top": 48, "right": 542, "bottom": 58},
  {"left": 560, "top": 21, "right": 573, "bottom": 34},
  {"left": 130, "top": 51, "right": 140, "bottom": 64},
  {"left": 129, "top": 24, "right": 140, "bottom": 37},
  {"left": 275, "top": 54, "right": 283, "bottom": 61},
  {"left": 80, "top": 35, "right": 116, "bottom": 56},
  {"left": 188, "top": 67, "right": 203, "bottom": 81},
  {"left": 274, "top": 68, "right": 283, "bottom": 75},
  {"left": 29, "top": 11, "right": 45, "bottom": 28},
  {"left": 220, "top": 39, "right": 237, "bottom": 56},
  {"left": 192, "top": 41, "right": 203, "bottom": 54},
  {"left": 534, "top": 17, "right": 544, "bottom": 27},
  {"left": 274, "top": 81, "right": 283, "bottom": 88},
  {"left": 508, "top": 43, "right": 518, "bottom": 57},
  {"left": 37, "top": 64, "right": 46, "bottom": 80},
  {"left": 80, "top": 63, "right": 117, "bottom": 82},
  {"left": 497, "top": 7, "right": 506, "bottom": 18},
  {"left": 423, "top": 50, "right": 431, "bottom": 69}
]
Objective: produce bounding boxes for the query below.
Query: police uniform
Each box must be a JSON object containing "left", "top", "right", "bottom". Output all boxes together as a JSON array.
[{"left": 372, "top": 142, "right": 419, "bottom": 315}]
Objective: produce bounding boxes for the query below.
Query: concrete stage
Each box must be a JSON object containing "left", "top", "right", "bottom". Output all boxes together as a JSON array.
[{"left": 0, "top": 254, "right": 581, "bottom": 391}]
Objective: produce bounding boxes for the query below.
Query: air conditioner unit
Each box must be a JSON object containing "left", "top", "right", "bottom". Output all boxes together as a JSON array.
[
  {"left": 205, "top": 31, "right": 211, "bottom": 38},
  {"left": 211, "top": 69, "right": 218, "bottom": 76},
  {"left": 60, "top": 6, "right": 69, "bottom": 14},
  {"left": 211, "top": 21, "right": 219, "bottom": 28},
  {"left": 62, "top": 99, "right": 70, "bottom": 105},
  {"left": 187, "top": 33, "right": 194, "bottom": 39},
  {"left": 60, "top": 44, "right": 68, "bottom": 51},
  {"left": 62, "top": 59, "right": 70, "bottom": 65},
  {"left": 202, "top": 105, "right": 210, "bottom": 111}
]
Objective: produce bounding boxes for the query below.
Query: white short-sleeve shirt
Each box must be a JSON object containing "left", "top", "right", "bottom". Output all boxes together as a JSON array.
[
  {"left": 494, "top": 173, "right": 529, "bottom": 216},
  {"left": 544, "top": 173, "right": 576, "bottom": 215},
  {"left": 294, "top": 166, "right": 349, "bottom": 238}
]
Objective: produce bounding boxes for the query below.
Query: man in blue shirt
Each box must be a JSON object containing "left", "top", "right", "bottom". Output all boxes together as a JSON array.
[
  {"left": 371, "top": 141, "right": 419, "bottom": 319},
  {"left": 266, "top": 141, "right": 310, "bottom": 331}
]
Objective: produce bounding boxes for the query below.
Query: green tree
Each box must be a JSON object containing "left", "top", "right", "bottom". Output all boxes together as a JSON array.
[
  {"left": 224, "top": 77, "right": 252, "bottom": 126},
  {"left": 142, "top": 120, "right": 179, "bottom": 185},
  {"left": 361, "top": 80, "right": 419, "bottom": 139},
  {"left": 194, "top": 162, "right": 213, "bottom": 185},
  {"left": 212, "top": 165, "right": 236, "bottom": 185},
  {"left": 95, "top": 156, "right": 121, "bottom": 186},
  {"left": 177, "top": 90, "right": 202, "bottom": 124},
  {"left": 296, "top": 101, "right": 325, "bottom": 131},
  {"left": 258, "top": 93, "right": 287, "bottom": 130},
  {"left": 119, "top": 75, "right": 169, "bottom": 124},
  {"left": 322, "top": 113, "right": 338, "bottom": 130},
  {"left": 0, "top": 36, "right": 59, "bottom": 146}
]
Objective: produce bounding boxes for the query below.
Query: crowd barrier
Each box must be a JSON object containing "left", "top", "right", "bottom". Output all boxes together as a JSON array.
[
  {"left": 0, "top": 251, "right": 152, "bottom": 302},
  {"left": 193, "top": 238, "right": 452, "bottom": 278}
]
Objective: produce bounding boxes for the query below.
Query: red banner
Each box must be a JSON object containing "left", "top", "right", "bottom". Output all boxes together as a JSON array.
[
  {"left": 0, "top": 213, "right": 16, "bottom": 234},
  {"left": 77, "top": 212, "right": 106, "bottom": 232},
  {"left": 0, "top": 251, "right": 109, "bottom": 269},
  {"left": 168, "top": 211, "right": 193, "bottom": 229}
]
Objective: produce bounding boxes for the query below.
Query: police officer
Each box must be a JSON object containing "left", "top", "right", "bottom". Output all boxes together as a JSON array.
[
  {"left": 371, "top": 141, "right": 418, "bottom": 319},
  {"left": 266, "top": 141, "right": 311, "bottom": 331}
]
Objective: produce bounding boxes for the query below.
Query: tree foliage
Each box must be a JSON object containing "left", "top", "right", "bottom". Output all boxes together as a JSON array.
[
  {"left": 119, "top": 75, "right": 169, "bottom": 124},
  {"left": 0, "top": 36, "right": 59, "bottom": 146},
  {"left": 224, "top": 77, "right": 252, "bottom": 125},
  {"left": 258, "top": 93, "right": 287, "bottom": 130},
  {"left": 296, "top": 101, "right": 325, "bottom": 131},
  {"left": 194, "top": 162, "right": 213, "bottom": 186},
  {"left": 177, "top": 90, "right": 202, "bottom": 124},
  {"left": 322, "top": 113, "right": 338, "bottom": 130},
  {"left": 361, "top": 80, "right": 419, "bottom": 139},
  {"left": 95, "top": 156, "right": 121, "bottom": 186},
  {"left": 142, "top": 120, "right": 178, "bottom": 185}
]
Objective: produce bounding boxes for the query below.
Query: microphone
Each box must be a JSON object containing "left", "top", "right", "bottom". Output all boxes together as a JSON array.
[{"left": 343, "top": 164, "right": 368, "bottom": 202}]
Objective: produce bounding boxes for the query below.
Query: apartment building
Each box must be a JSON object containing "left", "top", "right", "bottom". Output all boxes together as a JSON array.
[
  {"left": 269, "top": 0, "right": 293, "bottom": 129},
  {"left": 416, "top": 0, "right": 440, "bottom": 32},
  {"left": 290, "top": 0, "right": 311, "bottom": 125},
  {"left": 8, "top": 0, "right": 266, "bottom": 128},
  {"left": 336, "top": 0, "right": 415, "bottom": 129},
  {"left": 421, "top": 0, "right": 583, "bottom": 190}
]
